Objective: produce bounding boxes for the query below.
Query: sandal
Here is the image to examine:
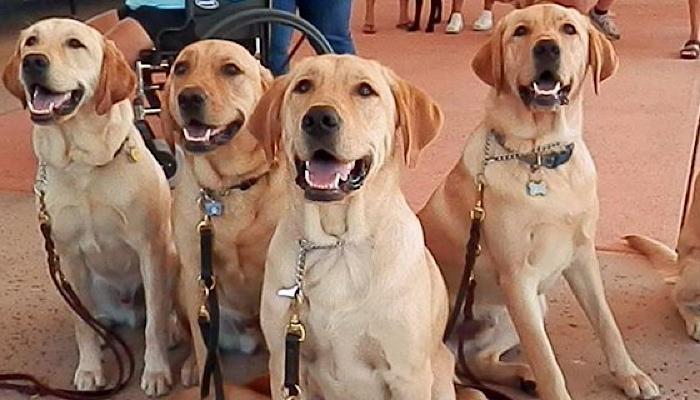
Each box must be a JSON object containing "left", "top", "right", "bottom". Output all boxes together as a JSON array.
[
  {"left": 363, "top": 23, "right": 377, "bottom": 34},
  {"left": 680, "top": 40, "right": 700, "bottom": 60},
  {"left": 395, "top": 21, "right": 411, "bottom": 30}
]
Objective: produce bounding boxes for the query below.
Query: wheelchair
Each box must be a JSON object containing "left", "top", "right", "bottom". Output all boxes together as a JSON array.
[{"left": 130, "top": 0, "right": 335, "bottom": 181}]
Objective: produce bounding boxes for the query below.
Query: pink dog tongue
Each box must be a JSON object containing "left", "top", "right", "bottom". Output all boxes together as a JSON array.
[
  {"left": 306, "top": 159, "right": 353, "bottom": 189},
  {"left": 32, "top": 87, "right": 70, "bottom": 112}
]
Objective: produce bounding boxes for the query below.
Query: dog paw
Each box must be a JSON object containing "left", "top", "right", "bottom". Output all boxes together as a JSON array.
[
  {"left": 614, "top": 370, "right": 660, "bottom": 399},
  {"left": 682, "top": 314, "right": 700, "bottom": 341},
  {"left": 74, "top": 367, "right": 106, "bottom": 391},
  {"left": 180, "top": 354, "right": 199, "bottom": 387},
  {"left": 141, "top": 368, "right": 172, "bottom": 397}
]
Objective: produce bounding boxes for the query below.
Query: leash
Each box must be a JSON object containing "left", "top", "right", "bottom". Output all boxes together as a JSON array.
[
  {"left": 0, "top": 163, "right": 134, "bottom": 400},
  {"left": 276, "top": 239, "right": 343, "bottom": 400},
  {"left": 196, "top": 173, "right": 267, "bottom": 400}
]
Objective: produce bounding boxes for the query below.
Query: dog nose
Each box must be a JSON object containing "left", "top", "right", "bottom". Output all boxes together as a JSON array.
[
  {"left": 302, "top": 106, "right": 341, "bottom": 138},
  {"left": 533, "top": 39, "right": 560, "bottom": 62},
  {"left": 22, "top": 54, "right": 50, "bottom": 77},
  {"left": 178, "top": 88, "right": 207, "bottom": 115}
]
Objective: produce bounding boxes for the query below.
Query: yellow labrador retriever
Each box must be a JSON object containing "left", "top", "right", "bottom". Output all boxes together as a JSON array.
[
  {"left": 419, "top": 4, "right": 659, "bottom": 400},
  {"left": 160, "top": 40, "right": 283, "bottom": 385},
  {"left": 626, "top": 177, "right": 700, "bottom": 342},
  {"left": 2, "top": 19, "right": 176, "bottom": 396},
  {"left": 247, "top": 54, "right": 479, "bottom": 400}
]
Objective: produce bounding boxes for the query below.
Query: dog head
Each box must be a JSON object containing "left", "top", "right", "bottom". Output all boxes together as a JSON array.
[
  {"left": 472, "top": 3, "right": 618, "bottom": 111},
  {"left": 247, "top": 55, "right": 443, "bottom": 203},
  {"left": 2, "top": 18, "right": 135, "bottom": 124},
  {"left": 161, "top": 40, "right": 272, "bottom": 155}
]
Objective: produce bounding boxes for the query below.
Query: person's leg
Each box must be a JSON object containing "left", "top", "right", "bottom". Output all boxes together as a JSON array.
[
  {"left": 269, "top": 0, "right": 297, "bottom": 76},
  {"left": 471, "top": 0, "right": 495, "bottom": 32},
  {"left": 300, "top": 0, "right": 356, "bottom": 55},
  {"left": 690, "top": 0, "right": 700, "bottom": 40},
  {"left": 589, "top": 0, "right": 621, "bottom": 40},
  {"left": 681, "top": 0, "right": 700, "bottom": 59},
  {"left": 445, "top": 0, "right": 465, "bottom": 33},
  {"left": 363, "top": 0, "right": 376, "bottom": 33},
  {"left": 397, "top": 0, "right": 411, "bottom": 28}
]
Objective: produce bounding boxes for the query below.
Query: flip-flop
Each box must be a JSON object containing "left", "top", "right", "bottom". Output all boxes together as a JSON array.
[
  {"left": 362, "top": 23, "right": 377, "bottom": 34},
  {"left": 680, "top": 40, "right": 700, "bottom": 60},
  {"left": 395, "top": 22, "right": 411, "bottom": 30}
]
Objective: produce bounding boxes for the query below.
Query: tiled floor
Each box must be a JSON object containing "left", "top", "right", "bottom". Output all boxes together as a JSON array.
[{"left": 0, "top": 0, "right": 699, "bottom": 399}]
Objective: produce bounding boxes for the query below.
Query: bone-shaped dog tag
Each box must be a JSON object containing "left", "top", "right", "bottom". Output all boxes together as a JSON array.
[
  {"left": 527, "top": 180, "right": 547, "bottom": 197},
  {"left": 277, "top": 285, "right": 300, "bottom": 299}
]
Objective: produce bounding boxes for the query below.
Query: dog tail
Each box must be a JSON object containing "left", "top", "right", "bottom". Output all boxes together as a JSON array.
[{"left": 623, "top": 235, "right": 679, "bottom": 279}]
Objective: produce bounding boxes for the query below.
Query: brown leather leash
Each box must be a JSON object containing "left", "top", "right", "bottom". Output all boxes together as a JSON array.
[
  {"left": 443, "top": 180, "right": 525, "bottom": 400},
  {"left": 0, "top": 164, "right": 134, "bottom": 399}
]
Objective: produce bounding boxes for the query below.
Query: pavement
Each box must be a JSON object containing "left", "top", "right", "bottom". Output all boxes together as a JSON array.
[{"left": 0, "top": 0, "right": 699, "bottom": 399}]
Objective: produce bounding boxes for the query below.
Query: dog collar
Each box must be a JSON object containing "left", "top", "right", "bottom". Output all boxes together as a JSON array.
[
  {"left": 198, "top": 172, "right": 269, "bottom": 218},
  {"left": 487, "top": 132, "right": 574, "bottom": 171}
]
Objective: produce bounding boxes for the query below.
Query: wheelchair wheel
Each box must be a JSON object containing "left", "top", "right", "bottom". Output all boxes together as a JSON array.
[{"left": 201, "top": 8, "right": 335, "bottom": 69}]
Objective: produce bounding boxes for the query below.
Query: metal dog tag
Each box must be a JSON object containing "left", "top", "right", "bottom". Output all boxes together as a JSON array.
[
  {"left": 277, "top": 285, "right": 300, "bottom": 300},
  {"left": 527, "top": 180, "right": 547, "bottom": 197},
  {"left": 202, "top": 197, "right": 224, "bottom": 217}
]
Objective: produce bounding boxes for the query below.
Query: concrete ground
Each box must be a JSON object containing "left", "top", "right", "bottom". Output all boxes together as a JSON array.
[{"left": 0, "top": 0, "right": 699, "bottom": 399}]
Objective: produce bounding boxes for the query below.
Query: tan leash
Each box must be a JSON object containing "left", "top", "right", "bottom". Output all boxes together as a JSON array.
[{"left": 0, "top": 163, "right": 134, "bottom": 399}]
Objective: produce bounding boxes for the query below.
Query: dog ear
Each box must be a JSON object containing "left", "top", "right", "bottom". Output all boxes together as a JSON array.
[
  {"left": 389, "top": 70, "right": 444, "bottom": 168},
  {"left": 2, "top": 41, "right": 26, "bottom": 107},
  {"left": 94, "top": 38, "right": 136, "bottom": 115},
  {"left": 588, "top": 25, "right": 618, "bottom": 95},
  {"left": 247, "top": 75, "right": 289, "bottom": 161},
  {"left": 472, "top": 21, "right": 506, "bottom": 91},
  {"left": 159, "top": 78, "right": 178, "bottom": 152},
  {"left": 259, "top": 65, "right": 273, "bottom": 91}
]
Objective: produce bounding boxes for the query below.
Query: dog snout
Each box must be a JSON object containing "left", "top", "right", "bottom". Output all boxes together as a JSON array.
[
  {"left": 302, "top": 105, "right": 341, "bottom": 139},
  {"left": 178, "top": 87, "right": 207, "bottom": 118},
  {"left": 22, "top": 54, "right": 50, "bottom": 80},
  {"left": 533, "top": 39, "right": 560, "bottom": 63}
]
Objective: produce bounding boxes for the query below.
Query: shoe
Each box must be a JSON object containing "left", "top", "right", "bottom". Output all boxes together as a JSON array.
[
  {"left": 589, "top": 9, "right": 621, "bottom": 41},
  {"left": 445, "top": 12, "right": 464, "bottom": 34},
  {"left": 472, "top": 10, "right": 493, "bottom": 32}
]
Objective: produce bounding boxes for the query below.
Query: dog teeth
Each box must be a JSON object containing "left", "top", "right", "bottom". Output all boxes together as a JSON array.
[
  {"left": 182, "top": 128, "right": 212, "bottom": 142},
  {"left": 533, "top": 81, "right": 561, "bottom": 96}
]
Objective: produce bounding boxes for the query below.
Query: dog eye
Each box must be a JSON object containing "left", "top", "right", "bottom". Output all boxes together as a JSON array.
[
  {"left": 513, "top": 25, "right": 529, "bottom": 37},
  {"left": 67, "top": 38, "right": 85, "bottom": 49},
  {"left": 24, "top": 36, "right": 38, "bottom": 47},
  {"left": 561, "top": 23, "right": 577, "bottom": 35},
  {"left": 222, "top": 63, "right": 241, "bottom": 76},
  {"left": 173, "top": 62, "right": 188, "bottom": 76},
  {"left": 293, "top": 79, "right": 312, "bottom": 94},
  {"left": 357, "top": 82, "right": 377, "bottom": 97}
]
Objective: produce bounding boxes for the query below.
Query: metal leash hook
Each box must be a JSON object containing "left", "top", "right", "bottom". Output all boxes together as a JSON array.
[{"left": 276, "top": 239, "right": 342, "bottom": 400}]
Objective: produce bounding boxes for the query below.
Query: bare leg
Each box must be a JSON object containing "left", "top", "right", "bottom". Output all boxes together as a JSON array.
[
  {"left": 452, "top": 0, "right": 465, "bottom": 13},
  {"left": 563, "top": 244, "right": 659, "bottom": 399},
  {"left": 690, "top": 0, "right": 700, "bottom": 40},
  {"left": 363, "top": 0, "right": 376, "bottom": 33},
  {"left": 594, "top": 0, "right": 616, "bottom": 11}
]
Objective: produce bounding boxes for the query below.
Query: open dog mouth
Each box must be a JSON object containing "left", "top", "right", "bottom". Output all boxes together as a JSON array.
[
  {"left": 27, "top": 85, "right": 84, "bottom": 123},
  {"left": 181, "top": 119, "right": 243, "bottom": 153},
  {"left": 518, "top": 71, "right": 571, "bottom": 109},
  {"left": 294, "top": 150, "right": 372, "bottom": 202}
]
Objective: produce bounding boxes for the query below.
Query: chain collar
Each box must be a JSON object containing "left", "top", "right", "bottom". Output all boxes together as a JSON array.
[
  {"left": 277, "top": 239, "right": 344, "bottom": 305},
  {"left": 483, "top": 132, "right": 574, "bottom": 172}
]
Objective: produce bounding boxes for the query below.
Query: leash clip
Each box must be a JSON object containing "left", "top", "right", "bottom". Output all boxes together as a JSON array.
[{"left": 286, "top": 314, "right": 306, "bottom": 342}]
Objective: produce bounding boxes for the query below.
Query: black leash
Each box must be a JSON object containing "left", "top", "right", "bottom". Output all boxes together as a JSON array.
[
  {"left": 442, "top": 182, "right": 522, "bottom": 400},
  {"left": 198, "top": 219, "right": 225, "bottom": 400},
  {"left": 0, "top": 167, "right": 134, "bottom": 399}
]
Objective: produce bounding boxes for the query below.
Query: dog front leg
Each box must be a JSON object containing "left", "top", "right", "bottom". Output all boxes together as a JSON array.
[
  {"left": 62, "top": 254, "right": 106, "bottom": 391},
  {"left": 501, "top": 275, "right": 571, "bottom": 400},
  {"left": 138, "top": 241, "right": 175, "bottom": 397},
  {"left": 564, "top": 244, "right": 659, "bottom": 399}
]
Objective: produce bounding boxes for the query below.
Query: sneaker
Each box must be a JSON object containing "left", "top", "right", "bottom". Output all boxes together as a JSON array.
[
  {"left": 472, "top": 10, "right": 493, "bottom": 32},
  {"left": 445, "top": 12, "right": 464, "bottom": 34},
  {"left": 589, "top": 9, "right": 621, "bottom": 40}
]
